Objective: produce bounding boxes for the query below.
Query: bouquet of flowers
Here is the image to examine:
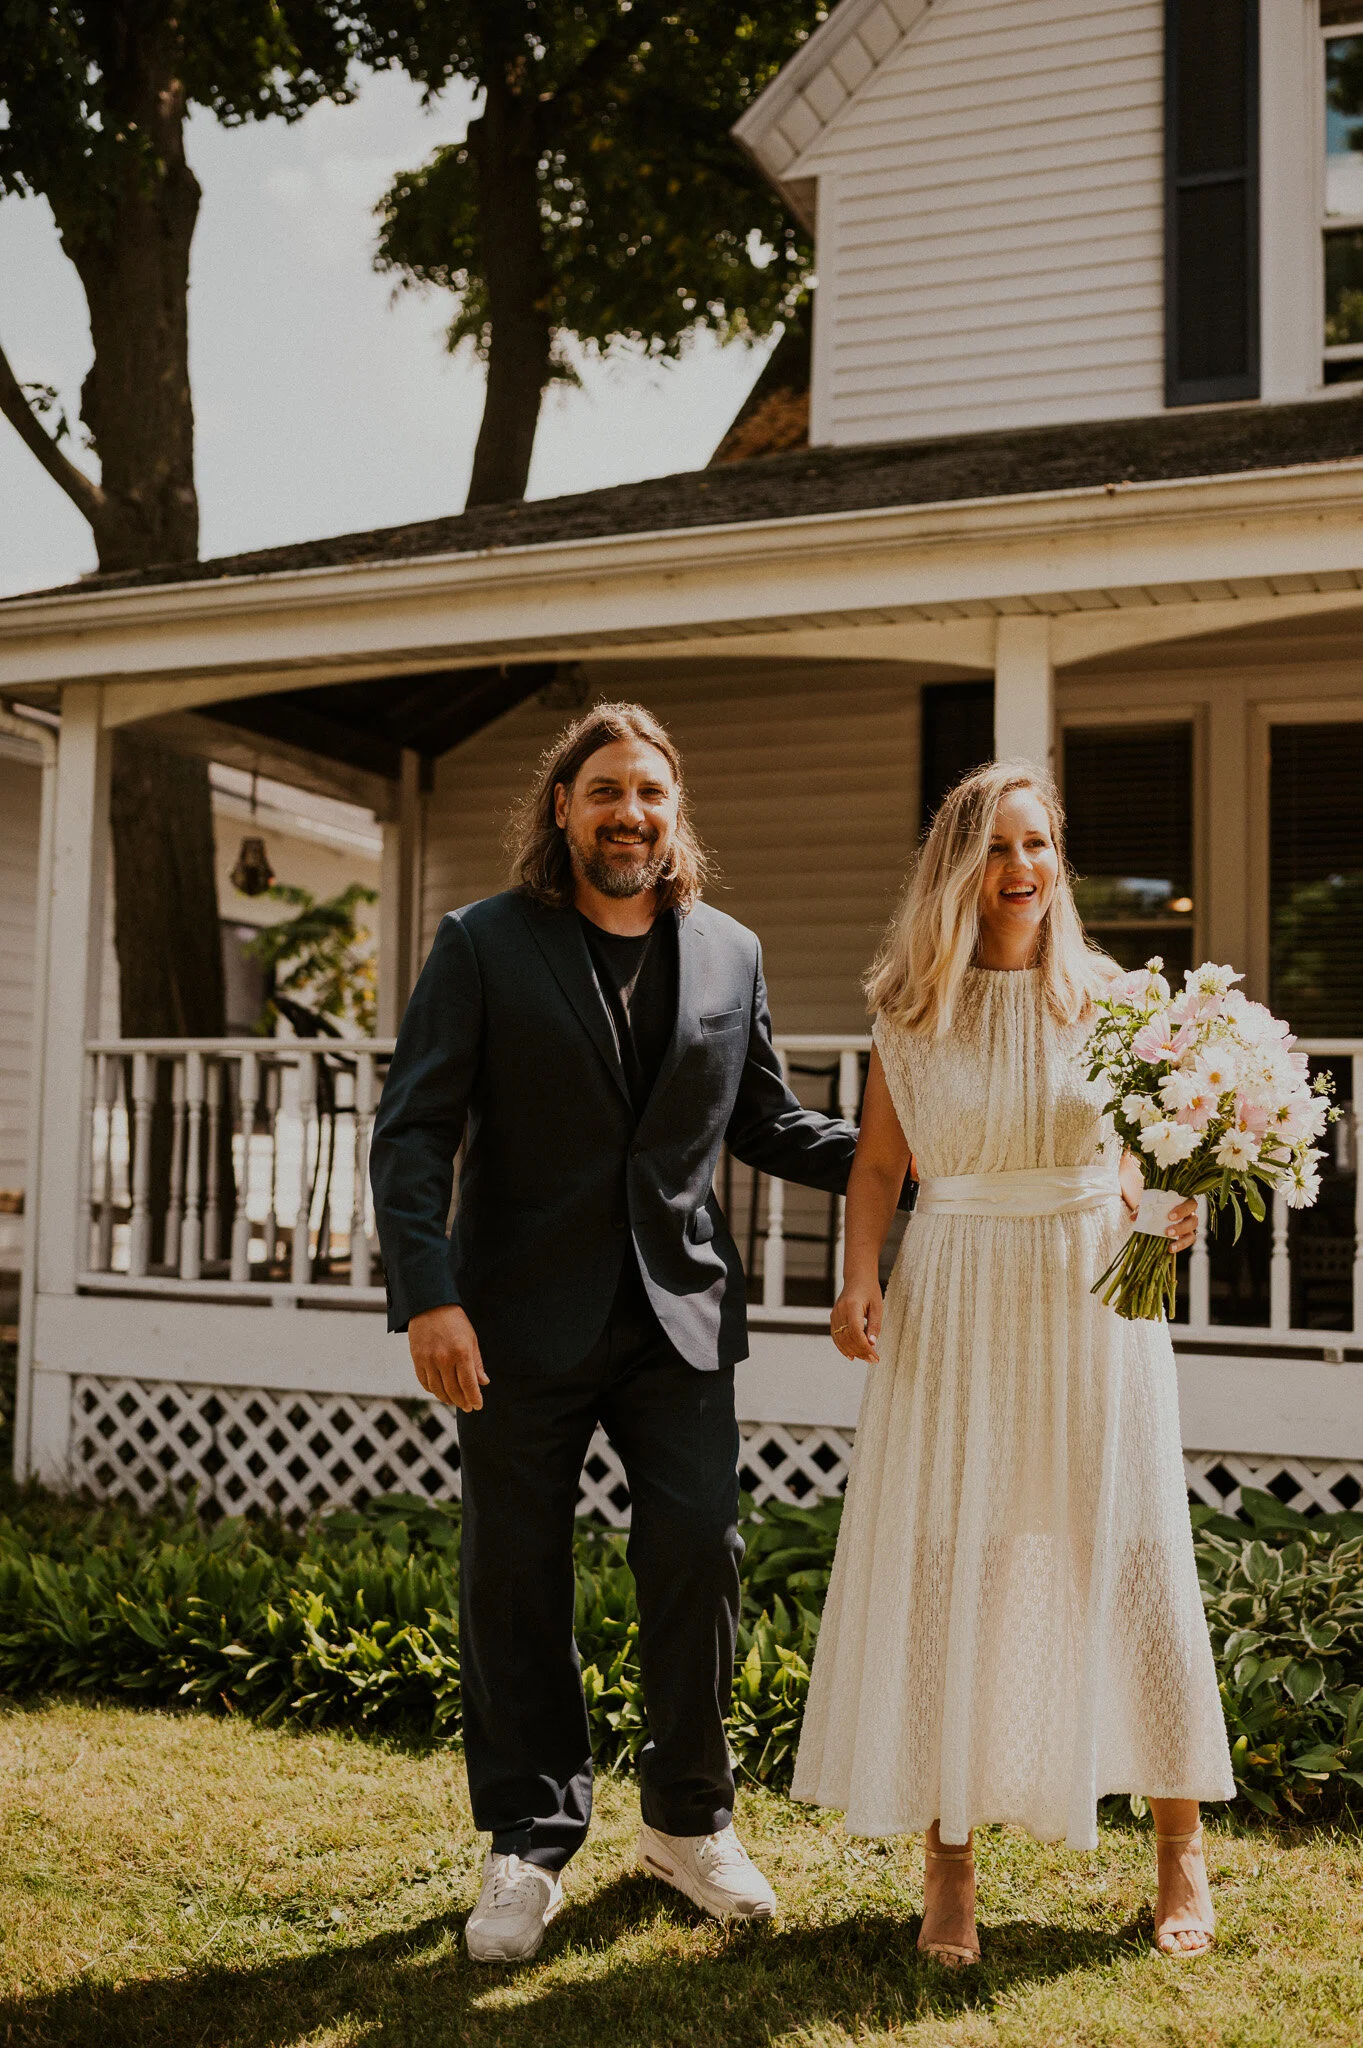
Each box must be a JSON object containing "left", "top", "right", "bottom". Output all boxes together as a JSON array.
[{"left": 1085, "top": 958, "right": 1334, "bottom": 1321}]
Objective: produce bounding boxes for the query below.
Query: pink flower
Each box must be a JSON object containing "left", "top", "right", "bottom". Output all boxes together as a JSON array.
[
  {"left": 1234, "top": 1095, "right": 1270, "bottom": 1139},
  {"left": 1132, "top": 1015, "right": 1197, "bottom": 1065}
]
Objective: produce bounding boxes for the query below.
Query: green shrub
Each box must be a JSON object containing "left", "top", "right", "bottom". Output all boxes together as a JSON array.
[{"left": 0, "top": 1479, "right": 1359, "bottom": 1817}]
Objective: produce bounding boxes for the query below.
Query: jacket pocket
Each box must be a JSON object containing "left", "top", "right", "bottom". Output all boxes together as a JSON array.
[{"left": 700, "top": 1007, "right": 744, "bottom": 1036}]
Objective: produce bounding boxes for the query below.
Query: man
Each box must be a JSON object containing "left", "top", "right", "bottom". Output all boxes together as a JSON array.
[{"left": 370, "top": 701, "right": 858, "bottom": 1964}]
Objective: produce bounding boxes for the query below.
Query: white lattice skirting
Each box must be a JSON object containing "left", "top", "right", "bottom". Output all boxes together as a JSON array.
[
  {"left": 68, "top": 1376, "right": 856, "bottom": 1526},
  {"left": 68, "top": 1376, "right": 1363, "bottom": 1527}
]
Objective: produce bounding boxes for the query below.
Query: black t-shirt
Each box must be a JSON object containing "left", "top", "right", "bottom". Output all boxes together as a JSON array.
[{"left": 579, "top": 909, "right": 679, "bottom": 1117}]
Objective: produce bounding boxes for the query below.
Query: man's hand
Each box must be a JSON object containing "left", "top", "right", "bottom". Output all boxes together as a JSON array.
[{"left": 409, "top": 1304, "right": 489, "bottom": 1412}]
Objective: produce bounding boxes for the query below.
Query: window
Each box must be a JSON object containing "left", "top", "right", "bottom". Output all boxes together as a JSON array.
[
  {"left": 1269, "top": 720, "right": 1363, "bottom": 1035},
  {"left": 1323, "top": 11, "right": 1363, "bottom": 381},
  {"left": 1062, "top": 724, "right": 1196, "bottom": 976},
  {"left": 1164, "top": 0, "right": 1260, "bottom": 405},
  {"left": 919, "top": 681, "right": 994, "bottom": 833}
]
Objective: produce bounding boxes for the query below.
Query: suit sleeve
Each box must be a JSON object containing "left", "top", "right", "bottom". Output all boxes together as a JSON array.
[
  {"left": 723, "top": 943, "right": 858, "bottom": 1197},
  {"left": 370, "top": 913, "right": 483, "bottom": 1331}
]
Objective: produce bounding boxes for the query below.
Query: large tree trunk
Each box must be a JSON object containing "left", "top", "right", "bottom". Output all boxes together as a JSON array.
[
  {"left": 54, "top": 18, "right": 200, "bottom": 571},
  {"left": 111, "top": 731, "right": 230, "bottom": 1265},
  {"left": 464, "top": 75, "right": 554, "bottom": 508}
]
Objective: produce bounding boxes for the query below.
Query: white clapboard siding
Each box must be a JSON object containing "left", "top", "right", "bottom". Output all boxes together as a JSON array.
[
  {"left": 423, "top": 662, "right": 924, "bottom": 1034},
  {"left": 801, "top": 0, "right": 1166, "bottom": 444},
  {"left": 0, "top": 751, "right": 41, "bottom": 1255}
]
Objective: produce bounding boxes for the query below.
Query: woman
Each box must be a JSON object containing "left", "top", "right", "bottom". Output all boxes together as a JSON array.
[{"left": 791, "top": 763, "right": 1234, "bottom": 1964}]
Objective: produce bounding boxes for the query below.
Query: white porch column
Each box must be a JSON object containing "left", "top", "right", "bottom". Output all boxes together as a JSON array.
[
  {"left": 377, "top": 746, "right": 425, "bottom": 1037},
  {"left": 992, "top": 615, "right": 1054, "bottom": 770},
  {"left": 26, "top": 683, "right": 110, "bottom": 1483}
]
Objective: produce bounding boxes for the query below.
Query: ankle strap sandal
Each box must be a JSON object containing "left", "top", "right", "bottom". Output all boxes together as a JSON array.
[
  {"left": 1153, "top": 1825, "right": 1215, "bottom": 1957},
  {"left": 918, "top": 1842, "right": 980, "bottom": 1968}
]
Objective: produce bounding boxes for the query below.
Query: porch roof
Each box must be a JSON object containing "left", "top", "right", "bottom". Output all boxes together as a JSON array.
[{"left": 16, "top": 392, "right": 1363, "bottom": 602}]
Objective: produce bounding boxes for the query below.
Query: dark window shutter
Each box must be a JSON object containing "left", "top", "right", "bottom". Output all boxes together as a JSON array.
[
  {"left": 1269, "top": 722, "right": 1363, "bottom": 1037},
  {"left": 1165, "top": 0, "right": 1260, "bottom": 405},
  {"left": 920, "top": 681, "right": 994, "bottom": 833}
]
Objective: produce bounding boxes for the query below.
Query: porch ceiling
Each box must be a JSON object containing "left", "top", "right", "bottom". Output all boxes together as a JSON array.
[{"left": 203, "top": 661, "right": 561, "bottom": 779}]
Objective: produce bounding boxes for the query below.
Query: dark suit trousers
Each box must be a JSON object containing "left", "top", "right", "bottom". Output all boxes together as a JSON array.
[{"left": 455, "top": 1260, "right": 743, "bottom": 1871}]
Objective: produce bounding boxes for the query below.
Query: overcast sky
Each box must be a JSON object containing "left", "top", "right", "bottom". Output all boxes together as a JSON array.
[{"left": 0, "top": 71, "right": 776, "bottom": 597}]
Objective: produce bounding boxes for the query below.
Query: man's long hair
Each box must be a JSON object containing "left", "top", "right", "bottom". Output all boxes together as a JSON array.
[{"left": 508, "top": 700, "right": 714, "bottom": 912}]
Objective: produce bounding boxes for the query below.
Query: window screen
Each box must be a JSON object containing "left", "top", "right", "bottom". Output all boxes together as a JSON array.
[
  {"left": 1164, "top": 0, "right": 1260, "bottom": 404},
  {"left": 1063, "top": 724, "right": 1195, "bottom": 976},
  {"left": 1269, "top": 721, "right": 1363, "bottom": 1036},
  {"left": 920, "top": 681, "right": 994, "bottom": 833}
]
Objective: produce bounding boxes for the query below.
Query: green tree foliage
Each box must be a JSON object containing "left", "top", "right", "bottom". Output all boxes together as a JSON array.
[
  {"left": 372, "top": 2, "right": 824, "bottom": 505},
  {"left": 247, "top": 882, "right": 379, "bottom": 1036}
]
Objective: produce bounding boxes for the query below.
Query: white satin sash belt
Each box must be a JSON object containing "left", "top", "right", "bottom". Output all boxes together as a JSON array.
[{"left": 914, "top": 1163, "right": 1119, "bottom": 1219}]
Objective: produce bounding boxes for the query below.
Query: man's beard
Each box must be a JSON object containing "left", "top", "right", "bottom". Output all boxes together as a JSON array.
[{"left": 570, "top": 829, "right": 669, "bottom": 899}]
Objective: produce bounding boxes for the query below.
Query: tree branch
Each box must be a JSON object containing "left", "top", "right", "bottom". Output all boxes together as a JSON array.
[{"left": 0, "top": 334, "right": 105, "bottom": 528}]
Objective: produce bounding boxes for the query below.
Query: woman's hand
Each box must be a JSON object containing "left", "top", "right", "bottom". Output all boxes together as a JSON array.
[
  {"left": 832, "top": 1279, "right": 882, "bottom": 1363},
  {"left": 1119, "top": 1149, "right": 1143, "bottom": 1222},
  {"left": 1166, "top": 1196, "right": 1197, "bottom": 1255}
]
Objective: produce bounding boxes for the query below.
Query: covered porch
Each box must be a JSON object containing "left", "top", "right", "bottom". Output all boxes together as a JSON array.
[{"left": 4, "top": 422, "right": 1363, "bottom": 1524}]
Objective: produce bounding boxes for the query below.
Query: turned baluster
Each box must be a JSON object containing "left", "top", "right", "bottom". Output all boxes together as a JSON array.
[
  {"left": 94, "top": 1053, "right": 116, "bottom": 1271},
  {"left": 127, "top": 1052, "right": 155, "bottom": 1278},
  {"left": 231, "top": 1051, "right": 259, "bottom": 1283},
  {"left": 262, "top": 1061, "right": 280, "bottom": 1268},
  {"left": 350, "top": 1053, "right": 375, "bottom": 1288},
  {"left": 180, "top": 1050, "right": 205, "bottom": 1280},
  {"left": 1270, "top": 1185, "right": 1291, "bottom": 1332},
  {"left": 762, "top": 1051, "right": 788, "bottom": 1308},
  {"left": 292, "top": 1050, "right": 317, "bottom": 1287},
  {"left": 203, "top": 1060, "right": 224, "bottom": 1264},
  {"left": 163, "top": 1059, "right": 187, "bottom": 1268}
]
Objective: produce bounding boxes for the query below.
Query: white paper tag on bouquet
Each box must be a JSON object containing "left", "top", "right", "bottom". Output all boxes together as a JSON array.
[{"left": 1133, "top": 1188, "right": 1183, "bottom": 1238}]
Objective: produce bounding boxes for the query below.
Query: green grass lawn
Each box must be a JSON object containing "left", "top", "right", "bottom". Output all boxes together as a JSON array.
[{"left": 1, "top": 1703, "right": 1361, "bottom": 2047}]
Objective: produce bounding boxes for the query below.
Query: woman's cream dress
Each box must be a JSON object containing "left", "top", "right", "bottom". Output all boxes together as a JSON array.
[{"left": 791, "top": 968, "right": 1234, "bottom": 1848}]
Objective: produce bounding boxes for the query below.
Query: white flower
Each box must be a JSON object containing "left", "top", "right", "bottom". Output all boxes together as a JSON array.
[
  {"left": 1122, "top": 1091, "right": 1162, "bottom": 1128},
  {"left": 1283, "top": 1155, "right": 1323, "bottom": 1209},
  {"left": 1188, "top": 961, "right": 1244, "bottom": 998},
  {"left": 1140, "top": 1118, "right": 1202, "bottom": 1168},
  {"left": 1160, "top": 1069, "right": 1201, "bottom": 1112},
  {"left": 1195, "top": 1049, "right": 1240, "bottom": 1096},
  {"left": 1215, "top": 1126, "right": 1259, "bottom": 1171}
]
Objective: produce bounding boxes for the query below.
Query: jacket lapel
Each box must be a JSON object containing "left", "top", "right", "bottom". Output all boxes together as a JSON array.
[
  {"left": 637, "top": 907, "right": 702, "bottom": 1131},
  {"left": 517, "top": 898, "right": 632, "bottom": 1108}
]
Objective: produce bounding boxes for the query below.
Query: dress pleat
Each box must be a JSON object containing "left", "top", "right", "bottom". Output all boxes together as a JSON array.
[{"left": 791, "top": 968, "right": 1235, "bottom": 1848}]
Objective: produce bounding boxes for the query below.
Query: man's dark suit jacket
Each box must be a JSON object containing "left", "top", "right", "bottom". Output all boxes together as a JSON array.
[{"left": 369, "top": 890, "right": 859, "bottom": 1374}]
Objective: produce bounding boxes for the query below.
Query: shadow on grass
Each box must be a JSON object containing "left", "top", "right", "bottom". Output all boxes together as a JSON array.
[{"left": 0, "top": 1875, "right": 1147, "bottom": 2048}]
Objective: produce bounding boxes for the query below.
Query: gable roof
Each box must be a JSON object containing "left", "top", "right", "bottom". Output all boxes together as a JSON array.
[
  {"left": 15, "top": 394, "right": 1363, "bottom": 603},
  {"left": 732, "top": 0, "right": 926, "bottom": 224}
]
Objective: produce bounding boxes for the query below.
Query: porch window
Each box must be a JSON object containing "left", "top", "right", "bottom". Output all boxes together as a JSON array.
[
  {"left": 1269, "top": 720, "right": 1363, "bottom": 1036},
  {"left": 1323, "top": 9, "right": 1363, "bottom": 381},
  {"left": 1062, "top": 723, "right": 1195, "bottom": 978},
  {"left": 1164, "top": 0, "right": 1260, "bottom": 406}
]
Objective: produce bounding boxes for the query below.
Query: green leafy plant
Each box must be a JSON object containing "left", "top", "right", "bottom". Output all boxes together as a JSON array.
[
  {"left": 1, "top": 1480, "right": 1360, "bottom": 1818},
  {"left": 246, "top": 883, "right": 378, "bottom": 1036}
]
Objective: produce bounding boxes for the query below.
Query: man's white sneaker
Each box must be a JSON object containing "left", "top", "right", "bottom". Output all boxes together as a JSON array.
[
  {"left": 465, "top": 1851, "right": 563, "bottom": 1963},
  {"left": 638, "top": 1822, "right": 776, "bottom": 1921}
]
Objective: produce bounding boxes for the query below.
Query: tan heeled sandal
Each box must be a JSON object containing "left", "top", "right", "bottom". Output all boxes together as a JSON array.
[
  {"left": 1153, "top": 1825, "right": 1215, "bottom": 1957},
  {"left": 918, "top": 1842, "right": 980, "bottom": 1968}
]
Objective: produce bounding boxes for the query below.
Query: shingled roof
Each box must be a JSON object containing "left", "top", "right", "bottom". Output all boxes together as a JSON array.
[{"left": 20, "top": 392, "right": 1363, "bottom": 600}]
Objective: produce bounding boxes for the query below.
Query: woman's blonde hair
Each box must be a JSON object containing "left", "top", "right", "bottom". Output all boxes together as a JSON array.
[{"left": 866, "top": 760, "right": 1108, "bottom": 1036}]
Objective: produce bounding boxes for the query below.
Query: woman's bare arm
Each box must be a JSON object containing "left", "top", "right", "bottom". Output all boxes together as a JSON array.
[{"left": 831, "top": 1049, "right": 911, "bottom": 1364}]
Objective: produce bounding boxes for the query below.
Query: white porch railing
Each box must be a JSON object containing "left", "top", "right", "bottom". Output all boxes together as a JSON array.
[
  {"left": 77, "top": 1033, "right": 1363, "bottom": 1351},
  {"left": 81, "top": 1038, "right": 395, "bottom": 1301}
]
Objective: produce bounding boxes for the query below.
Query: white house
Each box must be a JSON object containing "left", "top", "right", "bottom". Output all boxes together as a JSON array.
[{"left": 1, "top": 0, "right": 1361, "bottom": 1525}]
